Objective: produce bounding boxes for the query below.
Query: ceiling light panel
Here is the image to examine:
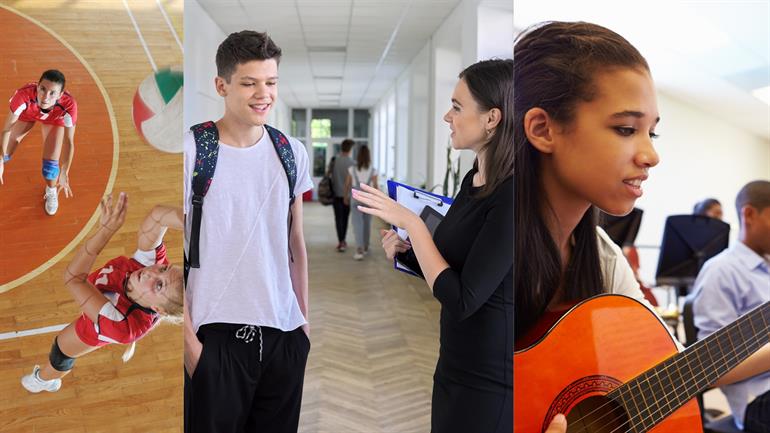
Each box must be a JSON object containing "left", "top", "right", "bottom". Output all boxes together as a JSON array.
[{"left": 315, "top": 77, "right": 344, "bottom": 94}]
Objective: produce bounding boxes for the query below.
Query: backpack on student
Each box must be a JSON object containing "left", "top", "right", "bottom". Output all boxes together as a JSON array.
[
  {"left": 184, "top": 121, "right": 297, "bottom": 280},
  {"left": 317, "top": 156, "right": 335, "bottom": 206}
]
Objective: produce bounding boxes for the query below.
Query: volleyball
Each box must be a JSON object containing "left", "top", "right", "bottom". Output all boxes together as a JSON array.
[{"left": 132, "top": 66, "right": 183, "bottom": 153}]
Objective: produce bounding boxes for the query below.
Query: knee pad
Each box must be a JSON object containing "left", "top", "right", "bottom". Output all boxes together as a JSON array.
[
  {"left": 42, "top": 159, "right": 59, "bottom": 180},
  {"left": 49, "top": 337, "right": 75, "bottom": 372},
  {"left": 2, "top": 154, "right": 9, "bottom": 163}
]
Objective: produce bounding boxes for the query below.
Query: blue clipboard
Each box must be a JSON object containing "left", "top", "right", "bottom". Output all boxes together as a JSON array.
[{"left": 386, "top": 180, "right": 453, "bottom": 277}]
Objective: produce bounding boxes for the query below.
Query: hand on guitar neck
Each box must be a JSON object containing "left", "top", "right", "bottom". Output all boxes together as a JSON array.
[{"left": 546, "top": 414, "right": 567, "bottom": 433}]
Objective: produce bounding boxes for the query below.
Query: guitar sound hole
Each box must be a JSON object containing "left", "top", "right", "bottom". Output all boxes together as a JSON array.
[{"left": 565, "top": 395, "right": 630, "bottom": 433}]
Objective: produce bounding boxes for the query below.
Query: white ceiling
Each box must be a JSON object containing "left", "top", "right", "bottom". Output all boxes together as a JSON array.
[
  {"left": 197, "top": 0, "right": 466, "bottom": 108},
  {"left": 513, "top": 0, "right": 770, "bottom": 140},
  {"left": 198, "top": 0, "right": 769, "bottom": 141}
]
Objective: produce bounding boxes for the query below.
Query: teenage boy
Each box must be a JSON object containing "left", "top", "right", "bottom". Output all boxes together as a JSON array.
[{"left": 183, "top": 30, "right": 313, "bottom": 433}]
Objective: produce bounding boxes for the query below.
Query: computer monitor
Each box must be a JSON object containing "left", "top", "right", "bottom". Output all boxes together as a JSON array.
[
  {"left": 599, "top": 207, "right": 644, "bottom": 248},
  {"left": 655, "top": 215, "right": 730, "bottom": 290}
]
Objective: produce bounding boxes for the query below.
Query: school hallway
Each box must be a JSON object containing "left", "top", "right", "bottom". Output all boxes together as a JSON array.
[{"left": 299, "top": 201, "right": 441, "bottom": 433}]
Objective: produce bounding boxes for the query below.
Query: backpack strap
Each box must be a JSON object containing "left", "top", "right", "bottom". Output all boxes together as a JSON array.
[
  {"left": 264, "top": 124, "right": 296, "bottom": 205},
  {"left": 264, "top": 124, "right": 298, "bottom": 262},
  {"left": 186, "top": 121, "right": 220, "bottom": 274},
  {"left": 352, "top": 166, "right": 361, "bottom": 187}
]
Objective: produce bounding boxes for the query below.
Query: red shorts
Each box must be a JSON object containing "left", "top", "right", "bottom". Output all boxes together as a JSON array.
[{"left": 74, "top": 314, "right": 109, "bottom": 347}]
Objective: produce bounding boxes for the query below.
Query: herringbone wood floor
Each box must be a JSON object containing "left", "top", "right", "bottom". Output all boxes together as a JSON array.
[{"left": 300, "top": 202, "right": 441, "bottom": 433}]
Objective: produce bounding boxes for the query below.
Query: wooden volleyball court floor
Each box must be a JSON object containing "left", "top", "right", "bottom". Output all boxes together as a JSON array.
[{"left": 0, "top": 1, "right": 183, "bottom": 432}]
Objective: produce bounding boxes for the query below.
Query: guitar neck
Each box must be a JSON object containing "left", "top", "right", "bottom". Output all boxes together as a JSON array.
[{"left": 610, "top": 301, "right": 770, "bottom": 431}]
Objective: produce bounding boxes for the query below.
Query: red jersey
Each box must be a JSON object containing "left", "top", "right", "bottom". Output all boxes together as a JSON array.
[
  {"left": 9, "top": 83, "right": 78, "bottom": 127},
  {"left": 74, "top": 244, "right": 168, "bottom": 347}
]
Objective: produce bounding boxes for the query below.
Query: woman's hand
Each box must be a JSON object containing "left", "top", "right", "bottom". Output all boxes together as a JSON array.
[
  {"left": 99, "top": 192, "right": 127, "bottom": 233},
  {"left": 352, "top": 183, "right": 419, "bottom": 230},
  {"left": 380, "top": 229, "right": 412, "bottom": 260}
]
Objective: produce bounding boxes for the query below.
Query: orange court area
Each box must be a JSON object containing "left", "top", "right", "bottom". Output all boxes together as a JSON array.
[{"left": 0, "top": 5, "right": 116, "bottom": 290}]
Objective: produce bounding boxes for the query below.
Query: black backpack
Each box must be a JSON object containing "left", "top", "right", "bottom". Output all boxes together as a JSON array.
[
  {"left": 317, "top": 156, "right": 335, "bottom": 206},
  {"left": 185, "top": 121, "right": 297, "bottom": 281}
]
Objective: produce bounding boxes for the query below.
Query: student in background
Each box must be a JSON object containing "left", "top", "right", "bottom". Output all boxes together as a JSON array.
[
  {"left": 330, "top": 138, "right": 355, "bottom": 252},
  {"left": 344, "top": 144, "right": 378, "bottom": 260},
  {"left": 694, "top": 197, "right": 724, "bottom": 220},
  {"left": 692, "top": 180, "right": 770, "bottom": 432}
]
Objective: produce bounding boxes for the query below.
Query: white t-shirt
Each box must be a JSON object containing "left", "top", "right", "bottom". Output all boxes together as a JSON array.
[
  {"left": 597, "top": 226, "right": 684, "bottom": 351},
  {"left": 183, "top": 126, "right": 313, "bottom": 333},
  {"left": 347, "top": 165, "right": 377, "bottom": 188}
]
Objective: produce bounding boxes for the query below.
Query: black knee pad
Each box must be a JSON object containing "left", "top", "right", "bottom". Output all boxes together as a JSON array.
[{"left": 49, "top": 337, "right": 75, "bottom": 372}]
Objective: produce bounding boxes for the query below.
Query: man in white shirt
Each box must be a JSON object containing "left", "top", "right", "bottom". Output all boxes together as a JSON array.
[{"left": 183, "top": 30, "right": 313, "bottom": 433}]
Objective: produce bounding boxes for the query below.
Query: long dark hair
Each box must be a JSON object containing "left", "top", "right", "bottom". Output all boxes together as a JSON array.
[
  {"left": 458, "top": 59, "right": 513, "bottom": 198},
  {"left": 514, "top": 22, "right": 650, "bottom": 340},
  {"left": 357, "top": 145, "right": 371, "bottom": 170}
]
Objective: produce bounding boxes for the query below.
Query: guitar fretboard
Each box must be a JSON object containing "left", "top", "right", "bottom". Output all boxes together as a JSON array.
[{"left": 608, "top": 301, "right": 769, "bottom": 432}]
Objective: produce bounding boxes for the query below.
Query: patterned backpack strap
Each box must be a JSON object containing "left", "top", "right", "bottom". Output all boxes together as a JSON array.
[
  {"left": 264, "top": 124, "right": 298, "bottom": 263},
  {"left": 187, "top": 121, "right": 220, "bottom": 271},
  {"left": 264, "top": 124, "right": 297, "bottom": 204}
]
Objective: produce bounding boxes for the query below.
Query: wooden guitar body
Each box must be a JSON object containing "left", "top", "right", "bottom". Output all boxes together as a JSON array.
[{"left": 514, "top": 295, "right": 703, "bottom": 433}]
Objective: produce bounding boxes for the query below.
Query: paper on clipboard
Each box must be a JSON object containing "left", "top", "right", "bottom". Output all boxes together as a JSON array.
[
  {"left": 393, "top": 184, "right": 450, "bottom": 239},
  {"left": 387, "top": 180, "right": 453, "bottom": 275}
]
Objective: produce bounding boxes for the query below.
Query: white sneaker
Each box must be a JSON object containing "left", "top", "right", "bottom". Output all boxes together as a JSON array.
[
  {"left": 44, "top": 187, "right": 58, "bottom": 215},
  {"left": 21, "top": 365, "right": 61, "bottom": 393},
  {"left": 353, "top": 252, "right": 364, "bottom": 261}
]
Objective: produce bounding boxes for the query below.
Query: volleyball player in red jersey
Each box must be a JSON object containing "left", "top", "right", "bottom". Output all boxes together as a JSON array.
[
  {"left": 20, "top": 193, "right": 185, "bottom": 393},
  {"left": 1, "top": 69, "right": 78, "bottom": 215}
]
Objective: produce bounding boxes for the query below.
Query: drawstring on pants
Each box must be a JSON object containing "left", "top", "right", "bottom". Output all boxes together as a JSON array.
[{"left": 236, "top": 325, "right": 263, "bottom": 362}]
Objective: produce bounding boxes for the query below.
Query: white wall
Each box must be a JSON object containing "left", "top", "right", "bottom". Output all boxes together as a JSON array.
[
  {"left": 477, "top": 5, "right": 515, "bottom": 61},
  {"left": 431, "top": 21, "right": 464, "bottom": 191},
  {"left": 408, "top": 44, "right": 431, "bottom": 188},
  {"left": 371, "top": 0, "right": 513, "bottom": 193},
  {"left": 636, "top": 92, "right": 770, "bottom": 284},
  {"left": 184, "top": 0, "right": 294, "bottom": 133}
]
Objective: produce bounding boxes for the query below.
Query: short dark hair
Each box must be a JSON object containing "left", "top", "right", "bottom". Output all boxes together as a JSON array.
[
  {"left": 39, "top": 69, "right": 66, "bottom": 91},
  {"left": 341, "top": 139, "right": 355, "bottom": 153},
  {"left": 735, "top": 180, "right": 770, "bottom": 221},
  {"left": 693, "top": 198, "right": 721, "bottom": 216},
  {"left": 216, "top": 31, "right": 282, "bottom": 82}
]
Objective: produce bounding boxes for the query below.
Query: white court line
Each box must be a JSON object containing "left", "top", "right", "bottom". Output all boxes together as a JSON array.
[
  {"left": 0, "top": 323, "right": 67, "bottom": 341},
  {"left": 155, "top": 0, "right": 183, "bottom": 52},
  {"left": 122, "top": 0, "right": 157, "bottom": 72}
]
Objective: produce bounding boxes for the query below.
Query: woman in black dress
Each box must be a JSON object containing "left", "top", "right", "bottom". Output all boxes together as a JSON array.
[{"left": 352, "top": 59, "right": 512, "bottom": 433}]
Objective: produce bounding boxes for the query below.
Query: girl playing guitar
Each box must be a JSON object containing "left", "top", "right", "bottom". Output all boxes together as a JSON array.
[{"left": 513, "top": 21, "right": 770, "bottom": 432}]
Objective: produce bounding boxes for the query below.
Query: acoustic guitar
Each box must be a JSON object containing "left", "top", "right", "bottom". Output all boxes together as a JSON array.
[{"left": 514, "top": 294, "right": 769, "bottom": 432}]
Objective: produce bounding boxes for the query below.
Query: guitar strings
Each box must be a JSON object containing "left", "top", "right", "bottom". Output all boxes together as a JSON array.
[
  {"left": 554, "top": 312, "right": 768, "bottom": 433},
  {"left": 568, "top": 333, "right": 765, "bottom": 433}
]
